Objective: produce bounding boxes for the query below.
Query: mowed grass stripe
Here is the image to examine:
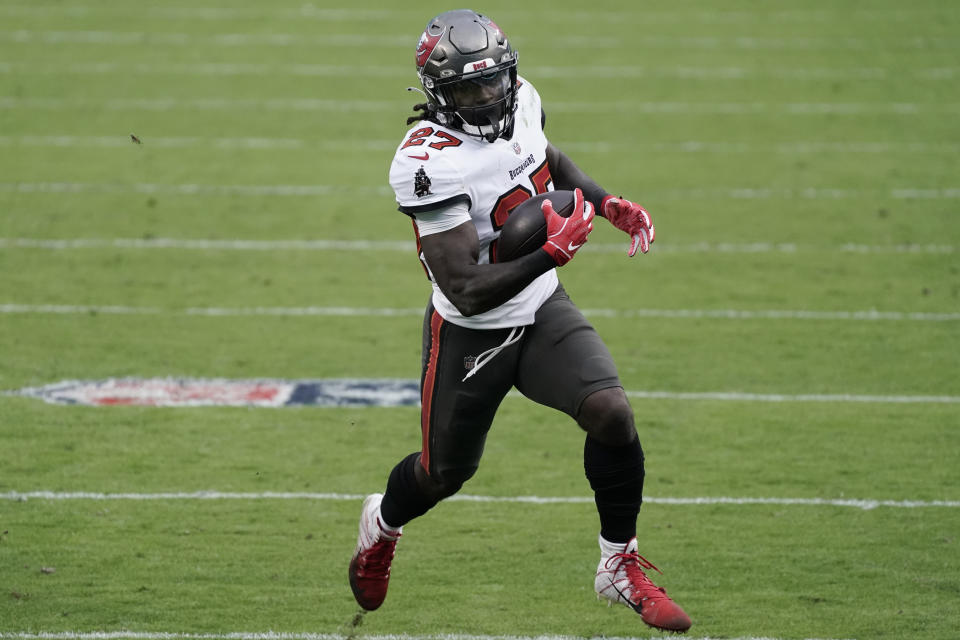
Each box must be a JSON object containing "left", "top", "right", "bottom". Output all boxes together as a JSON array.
[
  {"left": 0, "top": 632, "right": 857, "bottom": 640},
  {"left": 3, "top": 29, "right": 958, "bottom": 50},
  {"left": 4, "top": 61, "right": 956, "bottom": 81},
  {"left": 0, "top": 3, "right": 953, "bottom": 22}
]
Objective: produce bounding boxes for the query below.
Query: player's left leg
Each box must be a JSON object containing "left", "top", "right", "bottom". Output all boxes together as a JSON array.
[{"left": 515, "top": 285, "right": 691, "bottom": 633}]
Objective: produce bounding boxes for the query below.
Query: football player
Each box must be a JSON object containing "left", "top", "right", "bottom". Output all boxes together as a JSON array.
[{"left": 349, "top": 9, "right": 690, "bottom": 633}]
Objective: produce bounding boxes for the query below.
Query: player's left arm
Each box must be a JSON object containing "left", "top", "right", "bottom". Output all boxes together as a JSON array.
[{"left": 545, "top": 142, "right": 655, "bottom": 256}]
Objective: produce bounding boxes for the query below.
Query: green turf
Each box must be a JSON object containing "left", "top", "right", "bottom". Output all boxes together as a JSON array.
[{"left": 1, "top": 1, "right": 959, "bottom": 639}]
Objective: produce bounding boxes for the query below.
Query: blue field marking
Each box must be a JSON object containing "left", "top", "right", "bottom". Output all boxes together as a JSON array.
[{"left": 285, "top": 379, "right": 420, "bottom": 407}]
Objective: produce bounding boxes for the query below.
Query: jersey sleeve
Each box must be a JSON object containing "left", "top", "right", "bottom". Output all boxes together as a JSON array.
[
  {"left": 389, "top": 151, "right": 471, "bottom": 216},
  {"left": 414, "top": 200, "right": 472, "bottom": 237}
]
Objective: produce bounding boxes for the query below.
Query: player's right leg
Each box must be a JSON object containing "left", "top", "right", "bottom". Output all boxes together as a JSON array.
[
  {"left": 515, "top": 285, "right": 691, "bottom": 632},
  {"left": 349, "top": 303, "right": 517, "bottom": 610}
]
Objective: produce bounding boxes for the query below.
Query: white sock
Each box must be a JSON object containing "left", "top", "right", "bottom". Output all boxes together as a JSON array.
[
  {"left": 376, "top": 505, "right": 402, "bottom": 539},
  {"left": 598, "top": 534, "right": 630, "bottom": 558}
]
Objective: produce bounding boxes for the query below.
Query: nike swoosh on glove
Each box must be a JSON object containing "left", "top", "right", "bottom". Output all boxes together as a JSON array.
[
  {"left": 542, "top": 187, "right": 595, "bottom": 266},
  {"left": 601, "top": 195, "right": 656, "bottom": 257}
]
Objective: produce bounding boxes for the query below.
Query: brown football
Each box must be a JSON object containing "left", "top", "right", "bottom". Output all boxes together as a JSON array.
[{"left": 494, "top": 190, "right": 576, "bottom": 262}]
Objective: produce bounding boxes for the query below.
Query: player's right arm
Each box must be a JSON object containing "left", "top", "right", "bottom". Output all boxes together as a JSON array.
[
  {"left": 414, "top": 186, "right": 594, "bottom": 317},
  {"left": 418, "top": 217, "right": 555, "bottom": 317},
  {"left": 417, "top": 190, "right": 593, "bottom": 317}
]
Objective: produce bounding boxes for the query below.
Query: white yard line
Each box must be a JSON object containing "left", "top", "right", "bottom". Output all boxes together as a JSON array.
[
  {"left": 2, "top": 491, "right": 957, "bottom": 510},
  {"left": 623, "top": 390, "right": 960, "bottom": 404},
  {"left": 3, "top": 60, "right": 955, "bottom": 82},
  {"left": 0, "top": 238, "right": 418, "bottom": 251},
  {"left": 0, "top": 237, "right": 953, "bottom": 255},
  {"left": 3, "top": 135, "right": 959, "bottom": 155},
  {"left": 0, "top": 182, "right": 393, "bottom": 196},
  {"left": 3, "top": 183, "right": 960, "bottom": 200},
  {"left": 1, "top": 304, "right": 958, "bottom": 323},
  {"left": 0, "top": 304, "right": 163, "bottom": 315},
  {"left": 6, "top": 376, "right": 958, "bottom": 406}
]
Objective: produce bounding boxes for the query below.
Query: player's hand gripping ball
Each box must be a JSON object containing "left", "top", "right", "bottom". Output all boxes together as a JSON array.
[{"left": 494, "top": 189, "right": 594, "bottom": 266}]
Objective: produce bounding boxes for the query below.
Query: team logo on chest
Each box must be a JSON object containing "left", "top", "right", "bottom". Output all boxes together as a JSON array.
[{"left": 414, "top": 166, "right": 432, "bottom": 197}]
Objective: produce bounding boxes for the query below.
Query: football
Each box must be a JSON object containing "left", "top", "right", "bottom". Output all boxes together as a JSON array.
[{"left": 494, "top": 190, "right": 576, "bottom": 262}]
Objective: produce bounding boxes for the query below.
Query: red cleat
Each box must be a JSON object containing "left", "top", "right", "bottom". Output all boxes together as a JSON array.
[
  {"left": 595, "top": 537, "right": 692, "bottom": 633},
  {"left": 348, "top": 494, "right": 401, "bottom": 611}
]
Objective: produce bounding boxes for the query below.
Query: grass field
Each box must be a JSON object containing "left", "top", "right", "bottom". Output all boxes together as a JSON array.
[{"left": 1, "top": 1, "right": 959, "bottom": 639}]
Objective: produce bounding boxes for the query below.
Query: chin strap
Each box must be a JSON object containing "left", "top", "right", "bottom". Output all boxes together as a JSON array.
[{"left": 483, "top": 112, "right": 501, "bottom": 143}]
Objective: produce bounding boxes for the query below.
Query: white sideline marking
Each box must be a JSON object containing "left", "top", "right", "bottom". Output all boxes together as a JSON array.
[
  {"left": 1, "top": 304, "right": 958, "bottom": 324},
  {"left": 2, "top": 97, "right": 957, "bottom": 115},
  {"left": 3, "top": 183, "right": 960, "bottom": 200},
  {"left": 3, "top": 135, "right": 959, "bottom": 155},
  {"left": 0, "top": 634, "right": 858, "bottom": 640},
  {"left": 1, "top": 237, "right": 953, "bottom": 255},
  {"left": 3, "top": 491, "right": 957, "bottom": 510}
]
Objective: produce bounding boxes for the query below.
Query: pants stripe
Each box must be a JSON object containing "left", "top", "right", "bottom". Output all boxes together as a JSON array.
[{"left": 420, "top": 309, "right": 445, "bottom": 475}]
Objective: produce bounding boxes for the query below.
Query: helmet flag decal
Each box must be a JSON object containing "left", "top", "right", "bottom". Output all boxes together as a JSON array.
[{"left": 416, "top": 28, "right": 444, "bottom": 68}]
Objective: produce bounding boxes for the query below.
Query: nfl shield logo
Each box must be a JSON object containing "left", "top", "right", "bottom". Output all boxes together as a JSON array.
[
  {"left": 464, "top": 356, "right": 477, "bottom": 371},
  {"left": 512, "top": 142, "right": 522, "bottom": 155}
]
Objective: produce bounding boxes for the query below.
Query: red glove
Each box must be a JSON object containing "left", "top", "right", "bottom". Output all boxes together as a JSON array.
[
  {"left": 541, "top": 188, "right": 595, "bottom": 266},
  {"left": 601, "top": 195, "right": 656, "bottom": 256}
]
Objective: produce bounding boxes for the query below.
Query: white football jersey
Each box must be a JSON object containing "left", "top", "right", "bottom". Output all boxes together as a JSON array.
[{"left": 389, "top": 77, "right": 559, "bottom": 329}]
